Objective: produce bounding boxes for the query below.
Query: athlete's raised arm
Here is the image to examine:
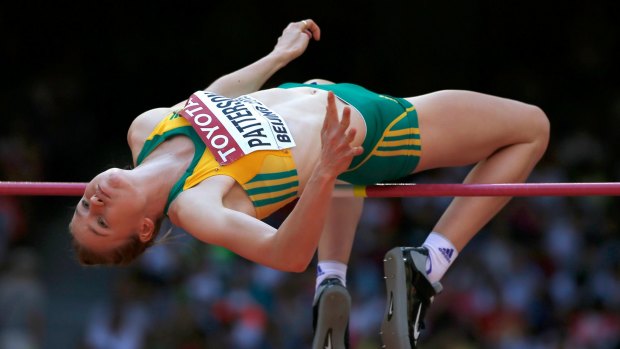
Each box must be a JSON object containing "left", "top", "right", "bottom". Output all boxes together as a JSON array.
[
  {"left": 168, "top": 19, "right": 320, "bottom": 111},
  {"left": 205, "top": 19, "right": 320, "bottom": 98}
]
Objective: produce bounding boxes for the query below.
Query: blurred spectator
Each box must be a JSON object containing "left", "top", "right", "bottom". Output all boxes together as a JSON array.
[
  {"left": 80, "top": 275, "right": 150, "bottom": 349},
  {"left": 0, "top": 197, "right": 25, "bottom": 264},
  {"left": 0, "top": 248, "right": 46, "bottom": 349}
]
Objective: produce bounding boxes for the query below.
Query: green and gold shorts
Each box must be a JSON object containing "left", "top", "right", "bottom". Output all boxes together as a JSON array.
[{"left": 279, "top": 82, "right": 421, "bottom": 184}]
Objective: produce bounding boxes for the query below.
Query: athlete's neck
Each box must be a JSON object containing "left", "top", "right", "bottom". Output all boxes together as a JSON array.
[{"left": 132, "top": 139, "right": 194, "bottom": 217}]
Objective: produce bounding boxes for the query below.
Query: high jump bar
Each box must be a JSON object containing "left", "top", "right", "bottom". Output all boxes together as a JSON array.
[{"left": 1, "top": 181, "right": 620, "bottom": 197}]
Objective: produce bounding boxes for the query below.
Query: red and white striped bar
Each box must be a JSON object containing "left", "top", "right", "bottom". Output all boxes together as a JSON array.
[{"left": 1, "top": 181, "right": 620, "bottom": 197}]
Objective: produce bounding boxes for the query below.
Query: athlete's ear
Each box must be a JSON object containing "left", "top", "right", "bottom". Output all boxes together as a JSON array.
[{"left": 138, "top": 218, "right": 155, "bottom": 243}]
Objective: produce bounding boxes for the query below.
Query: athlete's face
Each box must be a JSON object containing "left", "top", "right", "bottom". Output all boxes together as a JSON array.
[{"left": 69, "top": 168, "right": 149, "bottom": 252}]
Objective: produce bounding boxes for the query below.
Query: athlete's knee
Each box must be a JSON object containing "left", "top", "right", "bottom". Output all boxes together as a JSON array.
[{"left": 525, "top": 104, "right": 551, "bottom": 156}]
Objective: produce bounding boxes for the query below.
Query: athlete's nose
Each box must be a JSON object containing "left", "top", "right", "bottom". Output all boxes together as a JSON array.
[{"left": 90, "top": 194, "right": 104, "bottom": 207}]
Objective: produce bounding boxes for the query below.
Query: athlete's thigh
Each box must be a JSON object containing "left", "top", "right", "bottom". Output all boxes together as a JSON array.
[{"left": 408, "top": 90, "right": 542, "bottom": 172}]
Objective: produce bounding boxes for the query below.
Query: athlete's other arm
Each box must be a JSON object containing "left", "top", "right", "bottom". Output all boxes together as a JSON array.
[
  {"left": 174, "top": 92, "right": 363, "bottom": 272},
  {"left": 206, "top": 19, "right": 320, "bottom": 98},
  {"left": 167, "top": 19, "right": 321, "bottom": 111}
]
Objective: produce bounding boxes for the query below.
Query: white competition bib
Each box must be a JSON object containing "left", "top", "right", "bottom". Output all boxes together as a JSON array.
[{"left": 179, "top": 91, "right": 296, "bottom": 165}]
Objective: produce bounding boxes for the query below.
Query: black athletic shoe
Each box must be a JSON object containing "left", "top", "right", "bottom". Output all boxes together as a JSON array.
[
  {"left": 312, "top": 278, "right": 351, "bottom": 349},
  {"left": 380, "top": 247, "right": 443, "bottom": 348}
]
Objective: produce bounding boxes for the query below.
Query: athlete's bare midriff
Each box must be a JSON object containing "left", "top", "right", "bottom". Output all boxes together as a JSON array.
[{"left": 249, "top": 87, "right": 367, "bottom": 190}]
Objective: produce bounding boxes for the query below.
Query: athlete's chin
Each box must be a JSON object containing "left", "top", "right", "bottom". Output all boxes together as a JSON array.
[{"left": 105, "top": 168, "right": 131, "bottom": 189}]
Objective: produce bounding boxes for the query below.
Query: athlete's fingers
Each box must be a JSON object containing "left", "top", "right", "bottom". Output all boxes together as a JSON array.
[
  {"left": 299, "top": 19, "right": 320, "bottom": 40},
  {"left": 323, "top": 91, "right": 338, "bottom": 132},
  {"left": 352, "top": 145, "right": 364, "bottom": 156},
  {"left": 302, "top": 19, "right": 321, "bottom": 41},
  {"left": 345, "top": 127, "right": 357, "bottom": 144},
  {"left": 339, "top": 106, "right": 351, "bottom": 132}
]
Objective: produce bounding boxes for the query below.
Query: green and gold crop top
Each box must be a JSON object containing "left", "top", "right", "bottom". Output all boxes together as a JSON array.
[{"left": 136, "top": 112, "right": 299, "bottom": 219}]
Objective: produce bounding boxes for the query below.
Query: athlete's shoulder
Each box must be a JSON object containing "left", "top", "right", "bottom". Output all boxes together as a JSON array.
[{"left": 127, "top": 107, "right": 174, "bottom": 151}]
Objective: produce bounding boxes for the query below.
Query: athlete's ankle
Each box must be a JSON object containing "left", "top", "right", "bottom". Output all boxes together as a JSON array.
[
  {"left": 316, "top": 260, "right": 347, "bottom": 290},
  {"left": 421, "top": 232, "right": 458, "bottom": 284}
]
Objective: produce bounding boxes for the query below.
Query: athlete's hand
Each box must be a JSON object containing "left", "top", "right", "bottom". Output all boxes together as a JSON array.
[
  {"left": 272, "top": 19, "right": 321, "bottom": 63},
  {"left": 319, "top": 92, "right": 364, "bottom": 178}
]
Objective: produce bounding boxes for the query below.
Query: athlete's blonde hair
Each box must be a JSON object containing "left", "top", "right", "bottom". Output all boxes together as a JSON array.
[{"left": 70, "top": 218, "right": 165, "bottom": 266}]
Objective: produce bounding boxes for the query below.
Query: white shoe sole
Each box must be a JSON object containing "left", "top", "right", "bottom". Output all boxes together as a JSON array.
[
  {"left": 311, "top": 285, "right": 351, "bottom": 349},
  {"left": 381, "top": 247, "right": 414, "bottom": 349}
]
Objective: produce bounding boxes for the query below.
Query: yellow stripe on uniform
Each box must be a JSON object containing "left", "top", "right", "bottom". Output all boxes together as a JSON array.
[
  {"left": 374, "top": 149, "right": 422, "bottom": 157},
  {"left": 381, "top": 138, "right": 422, "bottom": 147},
  {"left": 250, "top": 186, "right": 298, "bottom": 202},
  {"left": 386, "top": 128, "right": 420, "bottom": 137},
  {"left": 345, "top": 106, "right": 418, "bottom": 173}
]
